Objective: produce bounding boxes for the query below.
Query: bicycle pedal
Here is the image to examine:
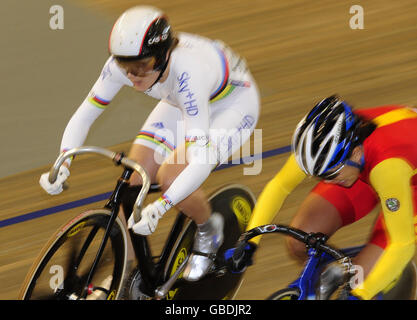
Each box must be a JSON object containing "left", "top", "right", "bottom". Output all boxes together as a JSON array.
[{"left": 192, "top": 250, "right": 217, "bottom": 261}]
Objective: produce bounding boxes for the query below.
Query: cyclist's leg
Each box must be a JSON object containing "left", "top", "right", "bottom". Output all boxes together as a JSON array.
[
  {"left": 154, "top": 134, "right": 219, "bottom": 281},
  {"left": 119, "top": 101, "right": 182, "bottom": 260},
  {"left": 187, "top": 80, "right": 259, "bottom": 279},
  {"left": 156, "top": 79, "right": 259, "bottom": 220},
  {"left": 351, "top": 219, "right": 385, "bottom": 277},
  {"left": 120, "top": 100, "right": 181, "bottom": 226},
  {"left": 128, "top": 100, "right": 182, "bottom": 186},
  {"left": 117, "top": 144, "right": 162, "bottom": 262},
  {"left": 286, "top": 192, "right": 344, "bottom": 260},
  {"left": 156, "top": 143, "right": 212, "bottom": 224},
  {"left": 158, "top": 79, "right": 260, "bottom": 280},
  {"left": 126, "top": 144, "right": 161, "bottom": 186},
  {"left": 286, "top": 179, "right": 379, "bottom": 260}
]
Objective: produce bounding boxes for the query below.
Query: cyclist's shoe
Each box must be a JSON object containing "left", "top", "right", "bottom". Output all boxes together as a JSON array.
[{"left": 183, "top": 213, "right": 224, "bottom": 281}]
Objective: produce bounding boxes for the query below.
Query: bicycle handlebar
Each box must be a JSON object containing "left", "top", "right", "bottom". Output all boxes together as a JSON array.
[
  {"left": 48, "top": 146, "right": 151, "bottom": 223},
  {"left": 237, "top": 224, "right": 346, "bottom": 260}
]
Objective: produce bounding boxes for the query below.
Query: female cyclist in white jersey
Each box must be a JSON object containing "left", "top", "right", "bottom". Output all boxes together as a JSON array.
[{"left": 39, "top": 5, "right": 260, "bottom": 281}]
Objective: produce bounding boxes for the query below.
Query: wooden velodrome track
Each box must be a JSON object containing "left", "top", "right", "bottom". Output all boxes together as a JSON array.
[{"left": 1, "top": 0, "right": 417, "bottom": 300}]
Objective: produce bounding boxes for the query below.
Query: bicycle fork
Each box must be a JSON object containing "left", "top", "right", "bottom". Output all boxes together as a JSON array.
[{"left": 78, "top": 169, "right": 133, "bottom": 299}]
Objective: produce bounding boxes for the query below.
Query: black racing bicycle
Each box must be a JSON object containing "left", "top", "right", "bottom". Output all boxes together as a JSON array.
[{"left": 19, "top": 146, "right": 256, "bottom": 300}]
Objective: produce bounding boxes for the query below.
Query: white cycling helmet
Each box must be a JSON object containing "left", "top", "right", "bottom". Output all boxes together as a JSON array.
[
  {"left": 292, "top": 96, "right": 360, "bottom": 178},
  {"left": 109, "top": 5, "right": 173, "bottom": 70}
]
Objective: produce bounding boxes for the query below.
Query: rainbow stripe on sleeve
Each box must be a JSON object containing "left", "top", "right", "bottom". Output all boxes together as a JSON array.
[
  {"left": 210, "top": 48, "right": 230, "bottom": 102},
  {"left": 209, "top": 47, "right": 250, "bottom": 103},
  {"left": 88, "top": 95, "right": 111, "bottom": 109},
  {"left": 159, "top": 194, "right": 174, "bottom": 211}
]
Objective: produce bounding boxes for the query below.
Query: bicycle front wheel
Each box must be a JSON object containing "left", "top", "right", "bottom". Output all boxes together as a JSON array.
[{"left": 19, "top": 209, "right": 128, "bottom": 300}]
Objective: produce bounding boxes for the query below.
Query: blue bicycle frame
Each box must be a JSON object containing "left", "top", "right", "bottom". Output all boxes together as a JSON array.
[
  {"left": 287, "top": 246, "right": 365, "bottom": 300},
  {"left": 234, "top": 225, "right": 397, "bottom": 300},
  {"left": 236, "top": 224, "right": 416, "bottom": 300}
]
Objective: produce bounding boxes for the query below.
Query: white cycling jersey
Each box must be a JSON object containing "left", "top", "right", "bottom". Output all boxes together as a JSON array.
[{"left": 60, "top": 32, "right": 260, "bottom": 207}]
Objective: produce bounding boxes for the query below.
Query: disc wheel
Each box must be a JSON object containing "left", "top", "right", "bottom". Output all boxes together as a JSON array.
[{"left": 167, "top": 184, "right": 256, "bottom": 300}]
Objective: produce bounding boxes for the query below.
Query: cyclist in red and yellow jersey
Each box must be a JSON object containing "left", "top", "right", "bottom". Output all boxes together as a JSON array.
[{"left": 227, "top": 95, "right": 417, "bottom": 299}]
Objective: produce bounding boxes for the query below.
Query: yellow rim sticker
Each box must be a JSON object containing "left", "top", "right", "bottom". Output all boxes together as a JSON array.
[
  {"left": 167, "top": 247, "right": 188, "bottom": 300},
  {"left": 107, "top": 290, "right": 116, "bottom": 300},
  {"left": 67, "top": 221, "right": 86, "bottom": 238},
  {"left": 230, "top": 196, "right": 252, "bottom": 231}
]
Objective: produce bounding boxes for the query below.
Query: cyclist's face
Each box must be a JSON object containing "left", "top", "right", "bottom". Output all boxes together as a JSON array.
[
  {"left": 322, "top": 146, "right": 363, "bottom": 187},
  {"left": 116, "top": 57, "right": 160, "bottom": 91},
  {"left": 323, "top": 163, "right": 360, "bottom": 187}
]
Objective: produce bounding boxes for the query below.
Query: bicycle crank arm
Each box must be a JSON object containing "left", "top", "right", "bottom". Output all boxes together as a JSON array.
[{"left": 154, "top": 255, "right": 189, "bottom": 299}]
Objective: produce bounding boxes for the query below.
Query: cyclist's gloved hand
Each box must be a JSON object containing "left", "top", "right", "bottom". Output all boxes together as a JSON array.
[
  {"left": 39, "top": 166, "right": 70, "bottom": 195},
  {"left": 224, "top": 241, "right": 257, "bottom": 273},
  {"left": 128, "top": 198, "right": 169, "bottom": 235}
]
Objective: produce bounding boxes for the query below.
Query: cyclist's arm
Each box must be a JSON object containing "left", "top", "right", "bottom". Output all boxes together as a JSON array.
[
  {"left": 159, "top": 53, "right": 217, "bottom": 206},
  {"left": 60, "top": 56, "right": 129, "bottom": 166},
  {"left": 351, "top": 158, "right": 416, "bottom": 300},
  {"left": 174, "top": 51, "right": 212, "bottom": 140},
  {"left": 246, "top": 154, "right": 307, "bottom": 245}
]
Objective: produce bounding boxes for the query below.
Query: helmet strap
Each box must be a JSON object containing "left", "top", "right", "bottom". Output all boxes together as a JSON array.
[
  {"left": 149, "top": 50, "right": 172, "bottom": 88},
  {"left": 345, "top": 150, "right": 365, "bottom": 171}
]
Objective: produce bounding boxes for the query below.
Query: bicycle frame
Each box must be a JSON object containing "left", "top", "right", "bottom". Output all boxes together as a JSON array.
[
  {"left": 38, "top": 146, "right": 254, "bottom": 300},
  {"left": 236, "top": 224, "right": 361, "bottom": 300},
  {"left": 287, "top": 246, "right": 363, "bottom": 300},
  {"left": 79, "top": 167, "right": 191, "bottom": 298},
  {"left": 238, "top": 224, "right": 398, "bottom": 300},
  {"left": 47, "top": 146, "right": 190, "bottom": 299}
]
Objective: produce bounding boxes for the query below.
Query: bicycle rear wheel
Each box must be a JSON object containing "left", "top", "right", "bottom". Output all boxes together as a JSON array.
[
  {"left": 167, "top": 184, "right": 256, "bottom": 300},
  {"left": 19, "top": 209, "right": 128, "bottom": 300}
]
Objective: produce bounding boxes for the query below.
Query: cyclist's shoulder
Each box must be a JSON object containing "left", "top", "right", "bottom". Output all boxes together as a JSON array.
[
  {"left": 354, "top": 105, "right": 412, "bottom": 119},
  {"left": 357, "top": 104, "right": 417, "bottom": 151},
  {"left": 170, "top": 33, "right": 217, "bottom": 71},
  {"left": 361, "top": 106, "right": 417, "bottom": 174},
  {"left": 176, "top": 32, "right": 215, "bottom": 50}
]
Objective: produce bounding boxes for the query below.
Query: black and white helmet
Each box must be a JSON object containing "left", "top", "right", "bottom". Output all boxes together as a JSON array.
[
  {"left": 292, "top": 96, "right": 359, "bottom": 177},
  {"left": 109, "top": 6, "right": 173, "bottom": 71}
]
